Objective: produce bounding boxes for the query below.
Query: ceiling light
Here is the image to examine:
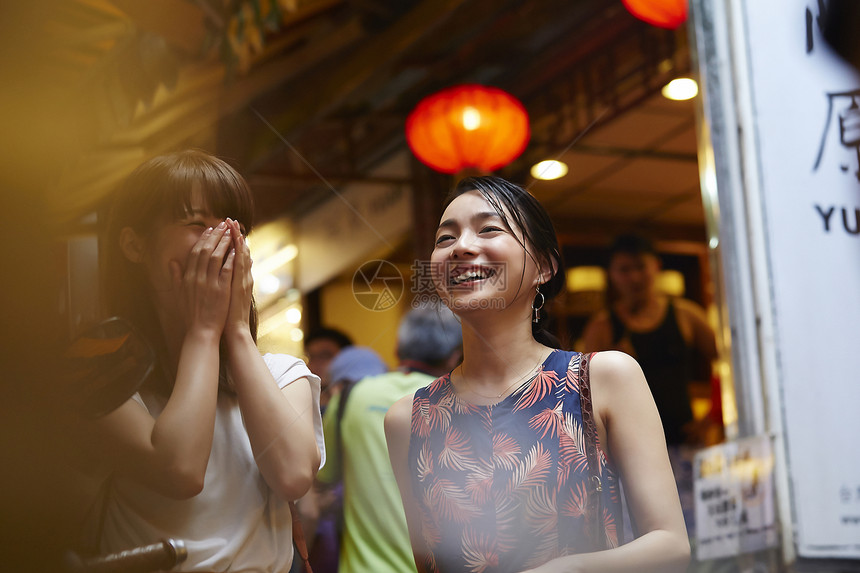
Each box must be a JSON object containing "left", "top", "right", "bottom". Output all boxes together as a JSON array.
[
  {"left": 662, "top": 78, "right": 698, "bottom": 101},
  {"left": 530, "top": 160, "right": 569, "bottom": 181}
]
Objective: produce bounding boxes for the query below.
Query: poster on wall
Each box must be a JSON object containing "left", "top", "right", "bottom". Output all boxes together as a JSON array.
[
  {"left": 741, "top": 0, "right": 860, "bottom": 559},
  {"left": 693, "top": 436, "right": 777, "bottom": 561}
]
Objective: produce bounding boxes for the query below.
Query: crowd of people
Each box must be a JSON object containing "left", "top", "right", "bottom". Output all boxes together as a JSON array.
[{"left": 62, "top": 149, "right": 724, "bottom": 573}]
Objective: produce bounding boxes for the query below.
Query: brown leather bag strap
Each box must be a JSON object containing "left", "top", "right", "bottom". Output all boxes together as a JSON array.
[
  {"left": 289, "top": 500, "right": 314, "bottom": 573},
  {"left": 576, "top": 351, "right": 606, "bottom": 551}
]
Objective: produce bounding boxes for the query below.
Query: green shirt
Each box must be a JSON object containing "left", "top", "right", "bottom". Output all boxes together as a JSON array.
[{"left": 318, "top": 370, "right": 432, "bottom": 573}]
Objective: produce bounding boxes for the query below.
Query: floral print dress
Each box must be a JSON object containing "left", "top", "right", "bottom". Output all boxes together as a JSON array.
[{"left": 408, "top": 350, "right": 622, "bottom": 573}]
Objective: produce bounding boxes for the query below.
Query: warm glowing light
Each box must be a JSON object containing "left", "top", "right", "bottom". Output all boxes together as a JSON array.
[
  {"left": 290, "top": 328, "right": 304, "bottom": 342},
  {"left": 662, "top": 78, "right": 698, "bottom": 101},
  {"left": 406, "top": 84, "right": 530, "bottom": 174},
  {"left": 253, "top": 244, "right": 298, "bottom": 280},
  {"left": 566, "top": 266, "right": 606, "bottom": 292},
  {"left": 658, "top": 270, "right": 686, "bottom": 296},
  {"left": 462, "top": 106, "right": 482, "bottom": 130},
  {"left": 285, "top": 308, "right": 302, "bottom": 324},
  {"left": 622, "top": 0, "right": 688, "bottom": 30},
  {"left": 256, "top": 274, "right": 281, "bottom": 295},
  {"left": 530, "top": 160, "right": 569, "bottom": 181}
]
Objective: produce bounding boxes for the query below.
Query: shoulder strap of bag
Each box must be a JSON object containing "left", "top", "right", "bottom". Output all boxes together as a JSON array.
[
  {"left": 576, "top": 351, "right": 607, "bottom": 551},
  {"left": 334, "top": 380, "right": 356, "bottom": 481},
  {"left": 289, "top": 500, "right": 314, "bottom": 573}
]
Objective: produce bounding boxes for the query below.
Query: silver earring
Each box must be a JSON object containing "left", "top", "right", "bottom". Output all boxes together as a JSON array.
[{"left": 532, "top": 285, "right": 545, "bottom": 323}]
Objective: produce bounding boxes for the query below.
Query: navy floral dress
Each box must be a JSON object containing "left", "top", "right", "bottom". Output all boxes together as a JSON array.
[{"left": 408, "top": 350, "right": 622, "bottom": 573}]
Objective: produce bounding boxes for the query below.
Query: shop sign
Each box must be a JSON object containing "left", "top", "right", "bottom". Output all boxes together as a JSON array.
[
  {"left": 742, "top": 0, "right": 860, "bottom": 559},
  {"left": 694, "top": 436, "right": 777, "bottom": 561}
]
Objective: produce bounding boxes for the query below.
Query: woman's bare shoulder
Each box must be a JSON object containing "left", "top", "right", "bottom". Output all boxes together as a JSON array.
[{"left": 589, "top": 350, "right": 643, "bottom": 379}]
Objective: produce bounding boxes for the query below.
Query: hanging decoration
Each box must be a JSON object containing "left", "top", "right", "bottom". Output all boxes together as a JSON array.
[
  {"left": 405, "top": 84, "right": 530, "bottom": 174},
  {"left": 621, "top": 0, "right": 688, "bottom": 30}
]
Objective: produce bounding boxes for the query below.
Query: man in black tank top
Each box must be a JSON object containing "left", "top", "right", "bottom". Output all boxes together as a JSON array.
[
  {"left": 608, "top": 300, "right": 695, "bottom": 445},
  {"left": 580, "top": 235, "right": 718, "bottom": 541},
  {"left": 580, "top": 234, "right": 718, "bottom": 447}
]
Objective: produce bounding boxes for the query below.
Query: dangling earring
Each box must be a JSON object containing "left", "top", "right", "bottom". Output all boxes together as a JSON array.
[{"left": 532, "top": 284, "right": 545, "bottom": 324}]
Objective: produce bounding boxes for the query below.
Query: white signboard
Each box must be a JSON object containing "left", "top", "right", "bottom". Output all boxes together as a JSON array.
[
  {"left": 742, "top": 0, "right": 860, "bottom": 559},
  {"left": 694, "top": 436, "right": 777, "bottom": 561}
]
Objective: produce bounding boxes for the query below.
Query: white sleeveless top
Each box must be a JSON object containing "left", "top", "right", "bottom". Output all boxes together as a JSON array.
[{"left": 92, "top": 354, "right": 325, "bottom": 573}]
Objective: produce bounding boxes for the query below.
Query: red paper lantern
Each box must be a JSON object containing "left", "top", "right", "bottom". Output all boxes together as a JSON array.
[
  {"left": 622, "top": 0, "right": 688, "bottom": 30},
  {"left": 405, "top": 84, "right": 530, "bottom": 174}
]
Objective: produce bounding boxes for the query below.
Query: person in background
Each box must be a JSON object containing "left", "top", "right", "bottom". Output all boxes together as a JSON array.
[
  {"left": 81, "top": 150, "right": 323, "bottom": 572},
  {"left": 318, "top": 306, "right": 462, "bottom": 573},
  {"left": 385, "top": 176, "right": 690, "bottom": 573},
  {"left": 291, "top": 328, "right": 357, "bottom": 573},
  {"left": 304, "top": 346, "right": 388, "bottom": 573},
  {"left": 580, "top": 233, "right": 719, "bottom": 538},
  {"left": 304, "top": 327, "right": 354, "bottom": 409}
]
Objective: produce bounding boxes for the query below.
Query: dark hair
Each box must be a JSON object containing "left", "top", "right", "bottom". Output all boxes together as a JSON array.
[
  {"left": 607, "top": 233, "right": 658, "bottom": 261},
  {"left": 103, "top": 149, "right": 257, "bottom": 392},
  {"left": 443, "top": 176, "right": 565, "bottom": 348},
  {"left": 304, "top": 327, "right": 353, "bottom": 349}
]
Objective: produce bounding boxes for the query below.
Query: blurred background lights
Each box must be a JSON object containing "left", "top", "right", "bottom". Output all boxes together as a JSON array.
[
  {"left": 253, "top": 244, "right": 298, "bottom": 277},
  {"left": 566, "top": 266, "right": 606, "bottom": 292},
  {"left": 661, "top": 78, "right": 698, "bottom": 101},
  {"left": 531, "top": 159, "right": 569, "bottom": 181},
  {"left": 256, "top": 273, "right": 281, "bottom": 295},
  {"left": 285, "top": 307, "right": 302, "bottom": 324},
  {"left": 290, "top": 328, "right": 304, "bottom": 342},
  {"left": 658, "top": 269, "right": 686, "bottom": 296}
]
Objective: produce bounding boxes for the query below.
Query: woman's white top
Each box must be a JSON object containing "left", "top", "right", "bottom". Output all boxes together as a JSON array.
[{"left": 92, "top": 354, "right": 325, "bottom": 573}]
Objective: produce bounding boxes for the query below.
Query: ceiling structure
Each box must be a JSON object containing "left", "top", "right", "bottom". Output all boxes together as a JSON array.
[{"left": 37, "top": 0, "right": 702, "bottom": 249}]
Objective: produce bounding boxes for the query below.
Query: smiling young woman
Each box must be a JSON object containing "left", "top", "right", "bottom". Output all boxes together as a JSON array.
[
  {"left": 384, "top": 176, "right": 691, "bottom": 573},
  {"left": 78, "top": 150, "right": 324, "bottom": 573}
]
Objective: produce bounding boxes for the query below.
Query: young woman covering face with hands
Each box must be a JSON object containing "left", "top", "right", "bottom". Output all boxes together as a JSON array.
[
  {"left": 82, "top": 150, "right": 324, "bottom": 573},
  {"left": 384, "top": 176, "right": 690, "bottom": 573}
]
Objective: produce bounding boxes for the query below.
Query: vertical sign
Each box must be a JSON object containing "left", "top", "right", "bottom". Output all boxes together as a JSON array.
[
  {"left": 694, "top": 436, "right": 777, "bottom": 561},
  {"left": 741, "top": 0, "right": 860, "bottom": 559}
]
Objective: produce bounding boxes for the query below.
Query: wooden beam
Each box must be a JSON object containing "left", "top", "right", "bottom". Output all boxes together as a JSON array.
[
  {"left": 108, "top": 0, "right": 206, "bottom": 54},
  {"left": 245, "top": 0, "right": 473, "bottom": 170},
  {"left": 554, "top": 218, "right": 706, "bottom": 245}
]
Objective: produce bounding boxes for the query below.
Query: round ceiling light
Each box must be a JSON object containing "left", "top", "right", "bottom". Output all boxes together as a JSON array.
[
  {"left": 530, "top": 160, "right": 569, "bottom": 181},
  {"left": 662, "top": 78, "right": 698, "bottom": 101}
]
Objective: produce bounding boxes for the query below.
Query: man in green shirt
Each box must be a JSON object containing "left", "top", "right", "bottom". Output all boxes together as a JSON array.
[{"left": 317, "top": 305, "right": 462, "bottom": 573}]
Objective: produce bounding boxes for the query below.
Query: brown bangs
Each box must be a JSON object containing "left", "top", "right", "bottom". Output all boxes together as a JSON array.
[{"left": 162, "top": 150, "right": 255, "bottom": 234}]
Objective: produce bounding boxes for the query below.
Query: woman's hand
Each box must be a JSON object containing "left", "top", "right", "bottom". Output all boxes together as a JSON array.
[
  {"left": 170, "top": 221, "right": 235, "bottom": 337},
  {"left": 224, "top": 218, "right": 253, "bottom": 339}
]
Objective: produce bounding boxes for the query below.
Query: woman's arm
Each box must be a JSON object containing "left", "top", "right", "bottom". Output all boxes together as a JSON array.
[
  {"left": 522, "top": 351, "right": 690, "bottom": 573},
  {"left": 385, "top": 393, "right": 430, "bottom": 573},
  {"left": 227, "top": 335, "right": 321, "bottom": 500},
  {"left": 84, "top": 224, "right": 235, "bottom": 498},
  {"left": 223, "top": 219, "right": 320, "bottom": 501}
]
